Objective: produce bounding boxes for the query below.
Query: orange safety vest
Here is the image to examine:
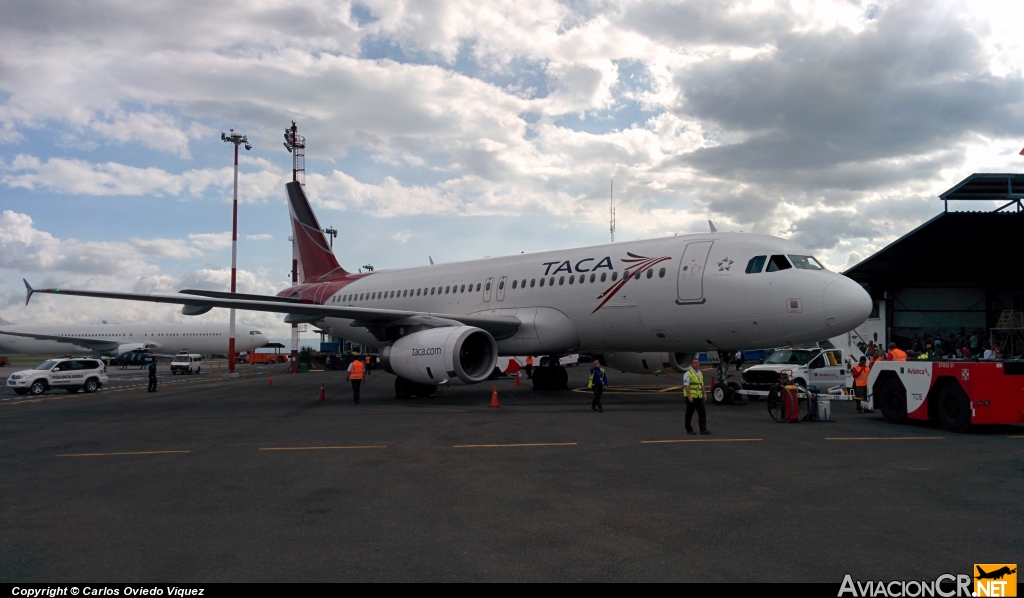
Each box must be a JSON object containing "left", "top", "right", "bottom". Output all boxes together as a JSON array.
[
  {"left": 525, "top": 356, "right": 534, "bottom": 365},
  {"left": 851, "top": 364, "right": 870, "bottom": 387},
  {"left": 887, "top": 348, "right": 907, "bottom": 361},
  {"left": 349, "top": 360, "right": 365, "bottom": 380}
]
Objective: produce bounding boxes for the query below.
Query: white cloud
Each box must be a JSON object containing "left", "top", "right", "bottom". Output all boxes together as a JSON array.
[
  {"left": 391, "top": 230, "right": 411, "bottom": 243},
  {"left": 187, "top": 232, "right": 232, "bottom": 251},
  {"left": 246, "top": 233, "right": 273, "bottom": 241}
]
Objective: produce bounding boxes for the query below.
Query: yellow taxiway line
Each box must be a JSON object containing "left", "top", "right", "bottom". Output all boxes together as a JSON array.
[
  {"left": 258, "top": 445, "right": 387, "bottom": 451},
  {"left": 453, "top": 442, "right": 577, "bottom": 448},
  {"left": 641, "top": 438, "right": 763, "bottom": 444},
  {"left": 56, "top": 450, "right": 191, "bottom": 457}
]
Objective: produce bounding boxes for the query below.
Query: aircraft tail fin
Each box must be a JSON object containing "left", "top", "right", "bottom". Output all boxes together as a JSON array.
[{"left": 286, "top": 181, "right": 347, "bottom": 283}]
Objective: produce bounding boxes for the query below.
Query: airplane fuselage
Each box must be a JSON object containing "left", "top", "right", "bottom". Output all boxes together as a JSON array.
[
  {"left": 0, "top": 322, "right": 268, "bottom": 356},
  {"left": 281, "top": 232, "right": 871, "bottom": 355}
]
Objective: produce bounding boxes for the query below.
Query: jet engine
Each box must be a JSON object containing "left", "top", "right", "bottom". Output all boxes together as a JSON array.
[
  {"left": 382, "top": 326, "right": 498, "bottom": 385},
  {"left": 603, "top": 352, "right": 692, "bottom": 375},
  {"left": 116, "top": 342, "right": 153, "bottom": 355}
]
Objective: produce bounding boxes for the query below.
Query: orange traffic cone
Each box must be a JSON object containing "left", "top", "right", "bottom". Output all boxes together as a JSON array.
[
  {"left": 489, "top": 386, "right": 501, "bottom": 408},
  {"left": 268, "top": 374, "right": 273, "bottom": 386},
  {"left": 317, "top": 383, "right": 326, "bottom": 402},
  {"left": 514, "top": 371, "right": 521, "bottom": 386}
]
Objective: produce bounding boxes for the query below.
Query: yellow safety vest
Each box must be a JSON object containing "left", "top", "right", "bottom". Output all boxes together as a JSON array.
[{"left": 687, "top": 368, "right": 704, "bottom": 398}]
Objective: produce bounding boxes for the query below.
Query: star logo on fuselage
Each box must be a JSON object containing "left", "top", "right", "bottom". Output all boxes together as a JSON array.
[{"left": 718, "top": 258, "right": 734, "bottom": 271}]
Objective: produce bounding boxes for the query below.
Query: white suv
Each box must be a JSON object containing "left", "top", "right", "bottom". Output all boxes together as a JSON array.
[{"left": 6, "top": 358, "right": 109, "bottom": 396}]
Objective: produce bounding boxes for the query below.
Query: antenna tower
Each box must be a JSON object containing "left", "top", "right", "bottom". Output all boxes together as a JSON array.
[
  {"left": 610, "top": 180, "right": 616, "bottom": 243},
  {"left": 283, "top": 121, "right": 305, "bottom": 186}
]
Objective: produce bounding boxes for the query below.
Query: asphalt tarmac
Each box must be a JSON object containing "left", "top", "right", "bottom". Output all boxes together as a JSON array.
[{"left": 1, "top": 365, "right": 1022, "bottom": 582}]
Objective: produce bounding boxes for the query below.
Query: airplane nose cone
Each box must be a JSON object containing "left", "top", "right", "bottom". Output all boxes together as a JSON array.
[{"left": 824, "top": 276, "right": 872, "bottom": 334}]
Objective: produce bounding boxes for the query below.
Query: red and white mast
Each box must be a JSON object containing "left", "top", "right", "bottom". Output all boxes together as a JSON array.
[
  {"left": 283, "top": 121, "right": 305, "bottom": 373},
  {"left": 221, "top": 129, "right": 251, "bottom": 375}
]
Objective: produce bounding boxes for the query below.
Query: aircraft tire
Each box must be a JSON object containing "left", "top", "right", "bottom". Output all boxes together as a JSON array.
[
  {"left": 935, "top": 383, "right": 971, "bottom": 433},
  {"left": 711, "top": 382, "right": 731, "bottom": 404}
]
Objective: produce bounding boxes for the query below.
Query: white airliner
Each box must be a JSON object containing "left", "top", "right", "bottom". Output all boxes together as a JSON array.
[
  {"left": 26, "top": 181, "right": 872, "bottom": 394},
  {"left": 0, "top": 316, "right": 268, "bottom": 357}
]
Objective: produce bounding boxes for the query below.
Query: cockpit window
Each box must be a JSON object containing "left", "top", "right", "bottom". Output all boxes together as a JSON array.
[
  {"left": 788, "top": 255, "right": 825, "bottom": 270},
  {"left": 766, "top": 255, "right": 792, "bottom": 272},
  {"left": 745, "top": 256, "right": 767, "bottom": 274}
]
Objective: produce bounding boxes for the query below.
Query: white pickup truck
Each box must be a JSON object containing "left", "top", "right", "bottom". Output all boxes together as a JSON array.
[
  {"left": 6, "top": 358, "right": 109, "bottom": 395},
  {"left": 737, "top": 347, "right": 847, "bottom": 399}
]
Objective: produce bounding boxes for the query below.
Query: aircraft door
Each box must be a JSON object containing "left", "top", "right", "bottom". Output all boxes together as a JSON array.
[
  {"left": 483, "top": 277, "right": 494, "bottom": 302},
  {"left": 496, "top": 276, "right": 507, "bottom": 301},
  {"left": 676, "top": 241, "right": 713, "bottom": 304}
]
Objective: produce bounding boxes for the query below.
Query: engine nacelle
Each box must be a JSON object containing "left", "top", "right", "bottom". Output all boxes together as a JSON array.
[
  {"left": 382, "top": 326, "right": 498, "bottom": 385},
  {"left": 116, "top": 343, "right": 152, "bottom": 355},
  {"left": 604, "top": 352, "right": 691, "bottom": 375}
]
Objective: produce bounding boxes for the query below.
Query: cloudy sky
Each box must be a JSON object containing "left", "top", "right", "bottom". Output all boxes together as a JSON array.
[{"left": 1, "top": 0, "right": 1022, "bottom": 341}]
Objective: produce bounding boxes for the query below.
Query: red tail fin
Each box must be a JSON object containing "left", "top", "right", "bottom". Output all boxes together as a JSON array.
[{"left": 286, "top": 181, "right": 347, "bottom": 282}]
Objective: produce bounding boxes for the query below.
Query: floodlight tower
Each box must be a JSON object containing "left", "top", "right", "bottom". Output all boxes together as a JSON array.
[
  {"left": 221, "top": 129, "right": 251, "bottom": 375},
  {"left": 283, "top": 121, "right": 305, "bottom": 373}
]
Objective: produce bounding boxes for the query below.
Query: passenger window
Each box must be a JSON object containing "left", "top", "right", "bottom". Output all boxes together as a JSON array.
[
  {"left": 558, "top": 276, "right": 564, "bottom": 285},
  {"left": 549, "top": 277, "right": 554, "bottom": 286},
  {"left": 476, "top": 283, "right": 481, "bottom": 291},
  {"left": 766, "top": 255, "right": 792, "bottom": 272},
  {"left": 530, "top": 279, "right": 535, "bottom": 288},
  {"left": 485, "top": 281, "right": 491, "bottom": 291},
  {"left": 416, "top": 289, "right": 421, "bottom": 296},
  {"left": 590, "top": 273, "right": 596, "bottom": 283},
  {"left": 429, "top": 288, "right": 434, "bottom": 295},
  {"left": 646, "top": 269, "right": 653, "bottom": 279},
  {"left": 539, "top": 278, "right": 545, "bottom": 287},
  {"left": 512, "top": 280, "right": 517, "bottom": 289},
  {"left": 745, "top": 256, "right": 767, "bottom": 273},
  {"left": 498, "top": 280, "right": 504, "bottom": 290},
  {"left": 600, "top": 273, "right": 607, "bottom": 282},
  {"left": 634, "top": 270, "right": 641, "bottom": 280},
  {"left": 521, "top": 279, "right": 526, "bottom": 288},
  {"left": 611, "top": 272, "right": 618, "bottom": 281},
  {"left": 659, "top": 267, "right": 666, "bottom": 278},
  {"left": 460, "top": 285, "right": 466, "bottom": 292},
  {"left": 569, "top": 275, "right": 575, "bottom": 284}
]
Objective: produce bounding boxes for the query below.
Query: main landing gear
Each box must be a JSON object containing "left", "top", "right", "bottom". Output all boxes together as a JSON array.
[
  {"left": 394, "top": 377, "right": 437, "bottom": 399},
  {"left": 532, "top": 356, "right": 569, "bottom": 390}
]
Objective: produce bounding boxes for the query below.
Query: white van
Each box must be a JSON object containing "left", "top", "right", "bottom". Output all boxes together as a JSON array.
[{"left": 170, "top": 354, "right": 203, "bottom": 375}]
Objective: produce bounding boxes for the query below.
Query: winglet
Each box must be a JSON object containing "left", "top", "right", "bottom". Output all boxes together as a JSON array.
[
  {"left": 709, "top": 220, "right": 718, "bottom": 233},
  {"left": 23, "top": 279, "right": 34, "bottom": 306}
]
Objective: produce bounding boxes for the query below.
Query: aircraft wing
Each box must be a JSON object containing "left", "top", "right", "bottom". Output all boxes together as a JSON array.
[
  {"left": 0, "top": 329, "right": 120, "bottom": 352},
  {"left": 24, "top": 281, "right": 522, "bottom": 340}
]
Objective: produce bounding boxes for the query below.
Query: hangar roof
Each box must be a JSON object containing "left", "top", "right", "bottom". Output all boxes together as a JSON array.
[
  {"left": 845, "top": 173, "right": 1024, "bottom": 295},
  {"left": 939, "top": 173, "right": 1024, "bottom": 212}
]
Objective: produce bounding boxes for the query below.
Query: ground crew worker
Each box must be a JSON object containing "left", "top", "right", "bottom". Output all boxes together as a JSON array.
[
  {"left": 525, "top": 355, "right": 534, "bottom": 379},
  {"left": 147, "top": 360, "right": 158, "bottom": 393},
  {"left": 588, "top": 359, "right": 607, "bottom": 412},
  {"left": 734, "top": 350, "right": 744, "bottom": 371},
  {"left": 348, "top": 354, "right": 365, "bottom": 404},
  {"left": 682, "top": 357, "right": 710, "bottom": 435},
  {"left": 886, "top": 342, "right": 907, "bottom": 361},
  {"left": 364, "top": 354, "right": 372, "bottom": 376},
  {"left": 851, "top": 356, "right": 870, "bottom": 413}
]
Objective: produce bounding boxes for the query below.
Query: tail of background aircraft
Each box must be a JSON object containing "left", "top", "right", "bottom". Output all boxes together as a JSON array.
[
  {"left": 286, "top": 181, "right": 347, "bottom": 283},
  {"left": 0, "top": 315, "right": 12, "bottom": 326}
]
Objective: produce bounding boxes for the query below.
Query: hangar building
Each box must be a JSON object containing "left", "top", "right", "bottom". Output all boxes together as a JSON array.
[{"left": 843, "top": 173, "right": 1024, "bottom": 356}]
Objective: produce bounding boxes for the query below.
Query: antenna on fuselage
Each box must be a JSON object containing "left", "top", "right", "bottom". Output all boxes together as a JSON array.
[{"left": 610, "top": 180, "right": 616, "bottom": 243}]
